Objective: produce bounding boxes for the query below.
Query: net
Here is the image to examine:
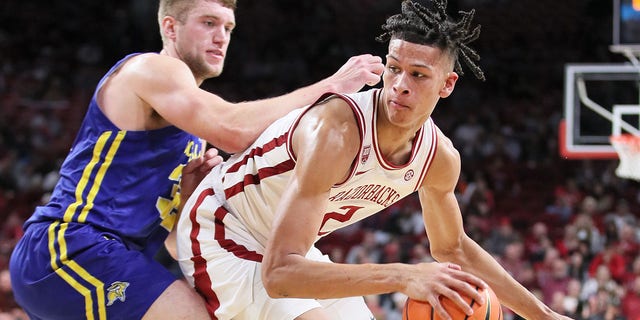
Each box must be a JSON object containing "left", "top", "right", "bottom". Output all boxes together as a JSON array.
[{"left": 610, "top": 134, "right": 640, "bottom": 181}]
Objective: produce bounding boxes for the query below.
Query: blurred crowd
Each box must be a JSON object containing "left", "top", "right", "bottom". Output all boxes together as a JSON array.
[{"left": 1, "top": 0, "right": 639, "bottom": 319}]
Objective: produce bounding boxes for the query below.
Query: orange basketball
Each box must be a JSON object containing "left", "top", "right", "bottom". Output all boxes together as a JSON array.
[{"left": 402, "top": 286, "right": 502, "bottom": 320}]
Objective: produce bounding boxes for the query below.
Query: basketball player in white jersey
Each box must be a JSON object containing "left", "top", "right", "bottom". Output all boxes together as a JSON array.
[{"left": 177, "top": 1, "right": 572, "bottom": 319}]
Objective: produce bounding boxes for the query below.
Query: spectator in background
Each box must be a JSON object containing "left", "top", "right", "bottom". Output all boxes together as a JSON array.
[
  {"left": 453, "top": 114, "right": 485, "bottom": 161},
  {"left": 584, "top": 288, "right": 625, "bottom": 320},
  {"left": 623, "top": 255, "right": 640, "bottom": 288},
  {"left": 554, "top": 178, "right": 584, "bottom": 214},
  {"left": 0, "top": 212, "right": 23, "bottom": 248},
  {"left": 573, "top": 212, "right": 605, "bottom": 255},
  {"left": 622, "top": 276, "right": 640, "bottom": 320},
  {"left": 459, "top": 173, "right": 495, "bottom": 218},
  {"left": 499, "top": 240, "right": 536, "bottom": 288},
  {"left": 566, "top": 247, "right": 590, "bottom": 283},
  {"left": 383, "top": 206, "right": 425, "bottom": 237},
  {"left": 580, "top": 195, "right": 601, "bottom": 219},
  {"left": 561, "top": 278, "right": 582, "bottom": 318},
  {"left": 537, "top": 256, "right": 572, "bottom": 306},
  {"left": 604, "top": 199, "right": 637, "bottom": 235},
  {"left": 545, "top": 194, "right": 574, "bottom": 224},
  {"left": 602, "top": 219, "right": 621, "bottom": 248},
  {"left": 618, "top": 222, "right": 640, "bottom": 261},
  {"left": 534, "top": 247, "right": 561, "bottom": 278},
  {"left": 0, "top": 269, "right": 26, "bottom": 319},
  {"left": 526, "top": 221, "right": 553, "bottom": 265},
  {"left": 581, "top": 265, "right": 620, "bottom": 303},
  {"left": 589, "top": 182, "right": 616, "bottom": 214},
  {"left": 0, "top": 269, "right": 14, "bottom": 311},
  {"left": 484, "top": 217, "right": 521, "bottom": 256},
  {"left": 345, "top": 229, "right": 382, "bottom": 264},
  {"left": 408, "top": 242, "right": 435, "bottom": 264},
  {"left": 556, "top": 223, "right": 580, "bottom": 258},
  {"left": 588, "top": 241, "right": 626, "bottom": 283}
]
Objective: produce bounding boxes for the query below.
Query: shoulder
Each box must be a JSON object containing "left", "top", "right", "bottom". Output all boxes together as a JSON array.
[
  {"left": 118, "top": 53, "right": 194, "bottom": 83},
  {"left": 422, "top": 129, "right": 461, "bottom": 191},
  {"left": 126, "top": 53, "right": 184, "bottom": 68},
  {"left": 307, "top": 95, "right": 360, "bottom": 124},
  {"left": 293, "top": 96, "right": 361, "bottom": 159},
  {"left": 111, "top": 53, "right": 198, "bottom": 100},
  {"left": 433, "top": 129, "right": 460, "bottom": 164},
  {"left": 290, "top": 96, "right": 363, "bottom": 184}
]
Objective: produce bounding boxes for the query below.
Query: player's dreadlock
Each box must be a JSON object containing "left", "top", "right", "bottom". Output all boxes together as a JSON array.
[{"left": 376, "top": 0, "right": 485, "bottom": 81}]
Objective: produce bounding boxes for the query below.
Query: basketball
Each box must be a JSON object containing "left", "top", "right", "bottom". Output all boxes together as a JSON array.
[{"left": 402, "top": 286, "right": 502, "bottom": 320}]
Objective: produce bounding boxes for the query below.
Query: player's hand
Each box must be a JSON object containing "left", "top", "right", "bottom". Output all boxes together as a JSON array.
[
  {"left": 404, "top": 262, "right": 488, "bottom": 320},
  {"left": 326, "top": 54, "right": 384, "bottom": 93},
  {"left": 180, "top": 147, "right": 223, "bottom": 199}
]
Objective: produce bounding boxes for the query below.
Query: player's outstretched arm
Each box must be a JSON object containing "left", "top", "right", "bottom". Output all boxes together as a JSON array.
[
  {"left": 418, "top": 130, "right": 572, "bottom": 320},
  {"left": 134, "top": 54, "right": 383, "bottom": 153}
]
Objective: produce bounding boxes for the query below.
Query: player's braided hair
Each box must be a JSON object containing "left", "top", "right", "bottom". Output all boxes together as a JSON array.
[{"left": 376, "top": 0, "right": 485, "bottom": 81}]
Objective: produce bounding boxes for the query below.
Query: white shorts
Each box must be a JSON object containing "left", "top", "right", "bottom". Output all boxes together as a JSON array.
[{"left": 176, "top": 187, "right": 374, "bottom": 320}]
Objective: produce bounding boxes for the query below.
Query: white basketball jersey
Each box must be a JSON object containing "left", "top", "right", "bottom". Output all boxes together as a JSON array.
[{"left": 210, "top": 88, "right": 438, "bottom": 247}]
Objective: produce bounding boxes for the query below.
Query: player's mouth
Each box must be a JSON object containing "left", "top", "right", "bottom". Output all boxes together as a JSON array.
[
  {"left": 388, "top": 99, "right": 410, "bottom": 110},
  {"left": 206, "top": 49, "right": 225, "bottom": 60}
]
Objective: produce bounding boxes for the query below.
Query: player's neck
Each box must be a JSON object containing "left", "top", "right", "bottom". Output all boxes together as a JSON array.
[
  {"left": 375, "top": 120, "right": 418, "bottom": 166},
  {"left": 375, "top": 96, "right": 423, "bottom": 165}
]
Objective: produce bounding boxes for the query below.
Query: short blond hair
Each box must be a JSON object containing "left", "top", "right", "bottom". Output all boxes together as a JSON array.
[{"left": 157, "top": 0, "right": 237, "bottom": 42}]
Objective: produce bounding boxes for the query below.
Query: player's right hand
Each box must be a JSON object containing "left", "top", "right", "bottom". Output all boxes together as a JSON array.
[
  {"left": 327, "top": 54, "right": 384, "bottom": 93},
  {"left": 403, "top": 262, "right": 488, "bottom": 320},
  {"left": 180, "top": 147, "right": 223, "bottom": 199}
]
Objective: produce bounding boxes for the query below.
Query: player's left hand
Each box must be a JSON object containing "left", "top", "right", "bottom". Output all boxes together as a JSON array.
[
  {"left": 326, "top": 54, "right": 384, "bottom": 93},
  {"left": 180, "top": 147, "right": 224, "bottom": 199}
]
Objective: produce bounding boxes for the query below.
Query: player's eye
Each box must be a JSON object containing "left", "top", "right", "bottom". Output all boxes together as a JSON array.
[{"left": 387, "top": 66, "right": 400, "bottom": 74}]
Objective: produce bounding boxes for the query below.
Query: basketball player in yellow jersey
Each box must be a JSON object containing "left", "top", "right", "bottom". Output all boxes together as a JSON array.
[
  {"left": 9, "top": 0, "right": 384, "bottom": 319},
  {"left": 177, "top": 1, "right": 573, "bottom": 319}
]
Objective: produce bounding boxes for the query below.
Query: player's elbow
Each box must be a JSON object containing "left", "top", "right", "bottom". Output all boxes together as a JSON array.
[
  {"left": 262, "top": 278, "right": 283, "bottom": 299},
  {"left": 206, "top": 125, "right": 254, "bottom": 154},
  {"left": 430, "top": 237, "right": 465, "bottom": 263},
  {"left": 261, "top": 265, "right": 291, "bottom": 298},
  {"left": 215, "top": 138, "right": 248, "bottom": 154}
]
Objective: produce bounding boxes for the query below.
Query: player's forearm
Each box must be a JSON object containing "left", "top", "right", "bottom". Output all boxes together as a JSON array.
[
  {"left": 480, "top": 265, "right": 552, "bottom": 318},
  {"left": 266, "top": 78, "right": 337, "bottom": 112},
  {"left": 262, "top": 256, "right": 408, "bottom": 299},
  {"left": 225, "top": 81, "right": 336, "bottom": 151},
  {"left": 442, "top": 237, "right": 554, "bottom": 319},
  {"left": 494, "top": 279, "right": 554, "bottom": 319}
]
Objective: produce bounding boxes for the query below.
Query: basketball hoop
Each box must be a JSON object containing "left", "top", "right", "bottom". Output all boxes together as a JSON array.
[
  {"left": 610, "top": 134, "right": 640, "bottom": 181},
  {"left": 609, "top": 45, "right": 640, "bottom": 69}
]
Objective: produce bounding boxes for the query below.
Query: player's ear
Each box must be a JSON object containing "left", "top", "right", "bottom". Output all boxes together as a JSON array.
[
  {"left": 439, "top": 71, "right": 458, "bottom": 98},
  {"left": 161, "top": 16, "right": 178, "bottom": 41}
]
